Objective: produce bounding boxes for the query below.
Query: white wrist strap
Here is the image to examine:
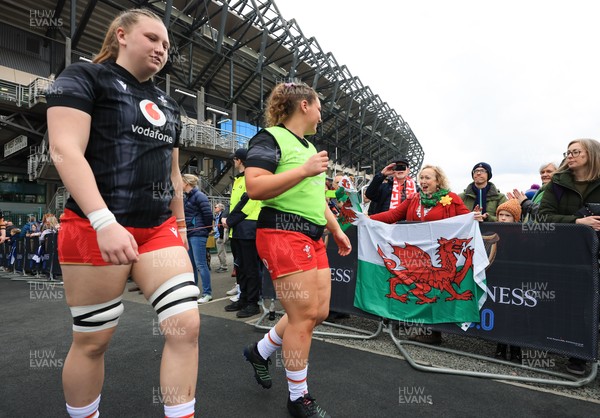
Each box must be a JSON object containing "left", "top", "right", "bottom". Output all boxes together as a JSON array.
[{"left": 87, "top": 208, "right": 117, "bottom": 231}]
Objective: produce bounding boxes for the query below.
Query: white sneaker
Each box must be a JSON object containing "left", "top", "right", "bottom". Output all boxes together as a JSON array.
[
  {"left": 229, "top": 293, "right": 240, "bottom": 302},
  {"left": 226, "top": 284, "right": 239, "bottom": 296},
  {"left": 198, "top": 295, "right": 213, "bottom": 304}
]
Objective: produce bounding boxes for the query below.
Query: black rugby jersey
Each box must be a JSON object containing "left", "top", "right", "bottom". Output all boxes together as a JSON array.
[
  {"left": 47, "top": 61, "right": 181, "bottom": 228},
  {"left": 245, "top": 126, "right": 310, "bottom": 173}
]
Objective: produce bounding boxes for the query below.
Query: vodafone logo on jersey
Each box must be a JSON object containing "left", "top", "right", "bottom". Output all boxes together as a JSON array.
[{"left": 139, "top": 99, "right": 166, "bottom": 127}]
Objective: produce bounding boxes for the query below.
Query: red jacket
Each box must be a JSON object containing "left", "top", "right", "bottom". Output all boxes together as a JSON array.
[{"left": 370, "top": 192, "right": 470, "bottom": 224}]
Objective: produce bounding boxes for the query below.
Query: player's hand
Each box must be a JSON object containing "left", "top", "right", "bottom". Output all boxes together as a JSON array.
[
  {"left": 96, "top": 223, "right": 139, "bottom": 264},
  {"left": 332, "top": 229, "right": 352, "bottom": 256},
  {"left": 302, "top": 151, "right": 329, "bottom": 177}
]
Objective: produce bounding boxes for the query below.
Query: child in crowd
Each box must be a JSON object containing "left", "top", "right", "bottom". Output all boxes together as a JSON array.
[{"left": 495, "top": 199, "right": 522, "bottom": 362}]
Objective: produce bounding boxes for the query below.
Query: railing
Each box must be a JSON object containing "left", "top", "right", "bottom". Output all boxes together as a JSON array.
[
  {"left": 181, "top": 122, "right": 250, "bottom": 152},
  {"left": 47, "top": 187, "right": 70, "bottom": 218},
  {"left": 0, "top": 77, "right": 53, "bottom": 108},
  {"left": 198, "top": 176, "right": 225, "bottom": 198}
]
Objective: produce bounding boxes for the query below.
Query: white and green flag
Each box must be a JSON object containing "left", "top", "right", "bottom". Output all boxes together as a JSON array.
[{"left": 355, "top": 213, "right": 488, "bottom": 328}]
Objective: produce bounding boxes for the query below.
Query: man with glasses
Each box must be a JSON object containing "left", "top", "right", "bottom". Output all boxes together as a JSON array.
[
  {"left": 365, "top": 156, "right": 418, "bottom": 215},
  {"left": 459, "top": 162, "right": 507, "bottom": 222}
]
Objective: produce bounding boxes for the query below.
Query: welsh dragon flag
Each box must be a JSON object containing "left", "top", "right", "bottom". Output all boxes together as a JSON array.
[
  {"left": 355, "top": 213, "right": 488, "bottom": 329},
  {"left": 325, "top": 176, "right": 362, "bottom": 231}
]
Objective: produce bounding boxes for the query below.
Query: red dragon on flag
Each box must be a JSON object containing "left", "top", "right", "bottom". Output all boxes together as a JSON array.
[{"left": 377, "top": 237, "right": 475, "bottom": 304}]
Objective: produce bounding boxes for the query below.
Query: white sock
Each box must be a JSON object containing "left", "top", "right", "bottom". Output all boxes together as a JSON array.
[
  {"left": 66, "top": 394, "right": 100, "bottom": 418},
  {"left": 164, "top": 398, "right": 195, "bottom": 418},
  {"left": 286, "top": 366, "right": 308, "bottom": 401},
  {"left": 257, "top": 328, "right": 282, "bottom": 360}
]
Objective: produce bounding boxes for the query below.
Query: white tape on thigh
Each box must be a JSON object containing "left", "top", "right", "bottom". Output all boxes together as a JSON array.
[
  {"left": 70, "top": 296, "right": 124, "bottom": 333},
  {"left": 149, "top": 272, "right": 199, "bottom": 322}
]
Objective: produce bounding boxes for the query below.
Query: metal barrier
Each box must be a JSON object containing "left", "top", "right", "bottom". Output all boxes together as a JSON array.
[
  {"left": 251, "top": 222, "right": 599, "bottom": 386},
  {"left": 0, "top": 233, "right": 61, "bottom": 281},
  {"left": 252, "top": 259, "right": 384, "bottom": 341}
]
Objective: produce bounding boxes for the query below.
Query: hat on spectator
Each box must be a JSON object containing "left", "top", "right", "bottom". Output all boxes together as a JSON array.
[
  {"left": 496, "top": 199, "right": 521, "bottom": 221},
  {"left": 471, "top": 162, "right": 492, "bottom": 180},
  {"left": 525, "top": 184, "right": 541, "bottom": 200},
  {"left": 395, "top": 156, "right": 409, "bottom": 166},
  {"left": 230, "top": 148, "right": 247, "bottom": 162}
]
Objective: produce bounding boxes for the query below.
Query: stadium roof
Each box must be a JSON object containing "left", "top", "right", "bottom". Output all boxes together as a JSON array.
[{"left": 0, "top": 0, "right": 423, "bottom": 176}]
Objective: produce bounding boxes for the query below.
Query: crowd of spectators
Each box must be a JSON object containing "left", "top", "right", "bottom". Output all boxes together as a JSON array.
[
  {"left": 0, "top": 212, "right": 60, "bottom": 273},
  {"left": 330, "top": 138, "right": 599, "bottom": 377}
]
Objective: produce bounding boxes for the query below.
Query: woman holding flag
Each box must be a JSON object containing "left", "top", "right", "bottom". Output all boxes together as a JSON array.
[
  {"left": 369, "top": 164, "right": 478, "bottom": 344},
  {"left": 241, "top": 81, "right": 351, "bottom": 418}
]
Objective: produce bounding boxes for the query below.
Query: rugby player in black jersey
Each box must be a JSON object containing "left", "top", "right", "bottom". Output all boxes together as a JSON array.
[{"left": 47, "top": 9, "right": 199, "bottom": 418}]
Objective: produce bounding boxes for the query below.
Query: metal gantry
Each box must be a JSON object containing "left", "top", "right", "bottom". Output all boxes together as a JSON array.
[{"left": 0, "top": 0, "right": 423, "bottom": 181}]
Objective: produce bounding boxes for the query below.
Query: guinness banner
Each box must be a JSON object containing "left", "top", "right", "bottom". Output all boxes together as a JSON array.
[
  {"left": 326, "top": 223, "right": 599, "bottom": 361},
  {"left": 327, "top": 227, "right": 378, "bottom": 320}
]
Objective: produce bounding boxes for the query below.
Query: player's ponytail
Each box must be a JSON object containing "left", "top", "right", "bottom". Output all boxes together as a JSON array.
[{"left": 264, "top": 82, "right": 317, "bottom": 127}]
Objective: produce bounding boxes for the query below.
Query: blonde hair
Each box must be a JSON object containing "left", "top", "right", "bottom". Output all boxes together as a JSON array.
[
  {"left": 44, "top": 215, "right": 59, "bottom": 230},
  {"left": 420, "top": 164, "right": 451, "bottom": 190},
  {"left": 264, "top": 82, "right": 318, "bottom": 127},
  {"left": 182, "top": 174, "right": 199, "bottom": 187},
  {"left": 93, "top": 8, "right": 163, "bottom": 64},
  {"left": 557, "top": 139, "right": 600, "bottom": 181}
]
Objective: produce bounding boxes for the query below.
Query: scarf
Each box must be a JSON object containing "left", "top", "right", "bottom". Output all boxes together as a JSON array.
[
  {"left": 420, "top": 189, "right": 450, "bottom": 208},
  {"left": 389, "top": 177, "right": 417, "bottom": 209},
  {"left": 472, "top": 183, "right": 491, "bottom": 213}
]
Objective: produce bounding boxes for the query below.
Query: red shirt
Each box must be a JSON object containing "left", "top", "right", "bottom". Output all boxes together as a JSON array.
[{"left": 370, "top": 192, "right": 470, "bottom": 224}]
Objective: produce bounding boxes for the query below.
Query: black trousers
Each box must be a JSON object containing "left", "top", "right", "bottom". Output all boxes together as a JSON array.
[{"left": 230, "top": 238, "right": 262, "bottom": 306}]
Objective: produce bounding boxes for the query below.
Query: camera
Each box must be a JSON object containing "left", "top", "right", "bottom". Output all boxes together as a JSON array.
[{"left": 393, "top": 164, "right": 407, "bottom": 171}]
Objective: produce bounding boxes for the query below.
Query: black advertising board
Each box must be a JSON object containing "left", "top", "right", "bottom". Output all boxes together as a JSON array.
[{"left": 326, "top": 223, "right": 599, "bottom": 361}]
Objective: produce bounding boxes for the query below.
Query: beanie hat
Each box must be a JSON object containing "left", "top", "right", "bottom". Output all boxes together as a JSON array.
[
  {"left": 525, "top": 184, "right": 541, "bottom": 200},
  {"left": 472, "top": 162, "right": 492, "bottom": 180},
  {"left": 230, "top": 148, "right": 247, "bottom": 162},
  {"left": 496, "top": 199, "right": 522, "bottom": 221}
]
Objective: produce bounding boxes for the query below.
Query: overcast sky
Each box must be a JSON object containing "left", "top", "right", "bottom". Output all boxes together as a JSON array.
[{"left": 274, "top": 0, "right": 600, "bottom": 194}]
